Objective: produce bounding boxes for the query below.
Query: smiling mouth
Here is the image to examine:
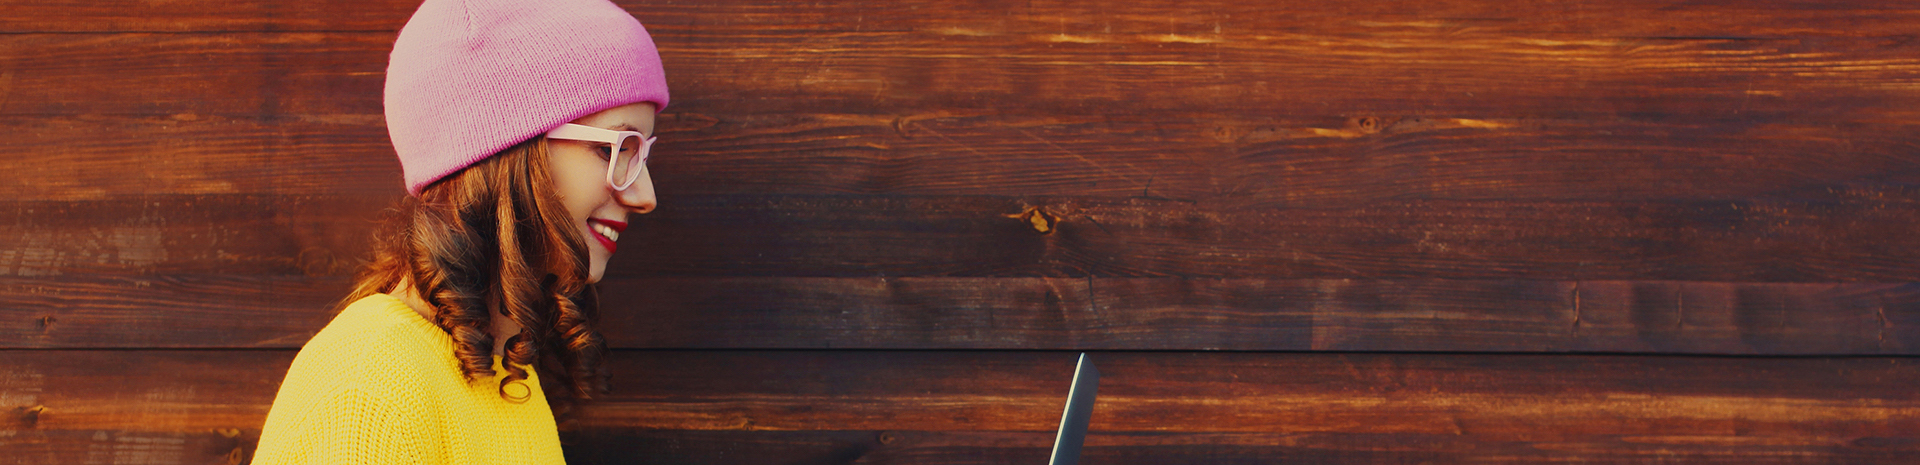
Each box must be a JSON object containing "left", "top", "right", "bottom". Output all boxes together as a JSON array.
[{"left": 589, "top": 218, "right": 627, "bottom": 254}]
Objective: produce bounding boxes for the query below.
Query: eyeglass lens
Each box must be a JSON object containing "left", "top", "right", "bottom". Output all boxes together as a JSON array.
[{"left": 609, "top": 135, "right": 646, "bottom": 187}]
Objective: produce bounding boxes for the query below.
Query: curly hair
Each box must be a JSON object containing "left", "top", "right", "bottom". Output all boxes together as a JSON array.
[{"left": 340, "top": 137, "right": 610, "bottom": 407}]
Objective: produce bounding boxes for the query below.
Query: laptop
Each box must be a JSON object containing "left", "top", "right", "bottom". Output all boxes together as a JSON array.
[{"left": 1049, "top": 353, "right": 1100, "bottom": 465}]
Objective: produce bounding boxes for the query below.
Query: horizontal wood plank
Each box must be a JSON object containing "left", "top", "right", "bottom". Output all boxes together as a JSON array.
[
  {"left": 0, "top": 195, "right": 384, "bottom": 277},
  {"left": 4, "top": 194, "right": 1920, "bottom": 281},
  {"left": 6, "top": 275, "right": 1916, "bottom": 354},
  {"left": 9, "top": 113, "right": 1920, "bottom": 204},
  {"left": 4, "top": 19, "right": 1917, "bottom": 120},
  {"left": 0, "top": 430, "right": 255, "bottom": 465},
  {"left": 561, "top": 429, "right": 1920, "bottom": 465},
  {"left": 617, "top": 194, "right": 1920, "bottom": 281},
  {"left": 13, "top": 0, "right": 1920, "bottom": 35},
  {"left": 0, "top": 33, "right": 392, "bottom": 117},
  {"left": 590, "top": 350, "right": 1920, "bottom": 436},
  {"left": 0, "top": 275, "right": 345, "bottom": 349},
  {"left": 16, "top": 428, "right": 1911, "bottom": 465},
  {"left": 602, "top": 278, "right": 1920, "bottom": 354},
  {"left": 0, "top": 114, "right": 400, "bottom": 200},
  {"left": 0, "top": 0, "right": 412, "bottom": 32},
  {"left": 3, "top": 350, "right": 1916, "bottom": 463}
]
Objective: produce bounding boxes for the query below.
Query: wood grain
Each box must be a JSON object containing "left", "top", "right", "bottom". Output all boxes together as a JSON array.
[
  {"left": 12, "top": 113, "right": 1920, "bottom": 204},
  {"left": 0, "top": 114, "right": 399, "bottom": 200},
  {"left": 8, "top": 194, "right": 1920, "bottom": 281},
  {"left": 561, "top": 429, "right": 1920, "bottom": 465},
  {"left": 4, "top": 350, "right": 1916, "bottom": 463},
  {"left": 0, "top": 275, "right": 345, "bottom": 349},
  {"left": 0, "top": 351, "right": 287, "bottom": 432},
  {"left": 0, "top": 0, "right": 411, "bottom": 32},
  {"left": 9, "top": 0, "right": 1920, "bottom": 37},
  {"left": 0, "top": 196, "right": 385, "bottom": 277},
  {"left": 5, "top": 275, "right": 1915, "bottom": 354},
  {"left": 602, "top": 278, "right": 1920, "bottom": 354},
  {"left": 0, "top": 430, "right": 256, "bottom": 465},
  {"left": 4, "top": 14, "right": 1918, "bottom": 119},
  {"left": 651, "top": 114, "right": 1920, "bottom": 202},
  {"left": 6, "top": 0, "right": 1920, "bottom": 462},
  {"left": 10, "top": 428, "right": 1913, "bottom": 465},
  {"left": 614, "top": 194, "right": 1920, "bottom": 281},
  {"left": 0, "top": 33, "right": 389, "bottom": 117}
]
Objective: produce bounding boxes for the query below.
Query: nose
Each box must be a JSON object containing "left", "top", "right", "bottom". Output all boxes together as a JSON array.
[{"left": 616, "top": 166, "right": 657, "bottom": 214}]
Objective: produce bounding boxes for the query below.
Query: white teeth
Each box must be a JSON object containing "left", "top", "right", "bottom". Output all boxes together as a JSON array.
[{"left": 592, "top": 222, "right": 619, "bottom": 242}]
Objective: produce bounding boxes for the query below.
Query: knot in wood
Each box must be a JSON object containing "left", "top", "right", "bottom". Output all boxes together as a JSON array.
[
  {"left": 1354, "top": 116, "right": 1384, "bottom": 133},
  {"left": 878, "top": 431, "right": 899, "bottom": 445},
  {"left": 20, "top": 405, "right": 46, "bottom": 426},
  {"left": 1012, "top": 206, "right": 1060, "bottom": 234},
  {"left": 892, "top": 116, "right": 914, "bottom": 138}
]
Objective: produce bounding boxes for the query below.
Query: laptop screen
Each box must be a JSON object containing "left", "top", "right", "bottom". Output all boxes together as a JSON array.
[{"left": 1048, "top": 353, "right": 1100, "bottom": 465}]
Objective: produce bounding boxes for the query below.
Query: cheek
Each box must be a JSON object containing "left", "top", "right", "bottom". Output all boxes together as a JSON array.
[
  {"left": 549, "top": 149, "right": 609, "bottom": 219},
  {"left": 565, "top": 178, "right": 600, "bottom": 220}
]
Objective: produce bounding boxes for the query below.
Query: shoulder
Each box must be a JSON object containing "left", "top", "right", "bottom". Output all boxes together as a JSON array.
[
  {"left": 320, "top": 293, "right": 444, "bottom": 344},
  {"left": 256, "top": 295, "right": 458, "bottom": 463},
  {"left": 287, "top": 294, "right": 457, "bottom": 394}
]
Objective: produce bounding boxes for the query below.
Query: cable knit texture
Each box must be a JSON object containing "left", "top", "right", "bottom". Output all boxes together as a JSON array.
[
  {"left": 253, "top": 294, "right": 564, "bottom": 464},
  {"left": 386, "top": 0, "right": 670, "bottom": 196}
]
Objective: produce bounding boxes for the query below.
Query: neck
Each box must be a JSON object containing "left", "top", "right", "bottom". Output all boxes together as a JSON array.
[{"left": 388, "top": 276, "right": 521, "bottom": 358}]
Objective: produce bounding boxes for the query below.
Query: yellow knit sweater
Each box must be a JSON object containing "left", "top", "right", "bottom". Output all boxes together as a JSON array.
[{"left": 253, "top": 294, "right": 565, "bottom": 464}]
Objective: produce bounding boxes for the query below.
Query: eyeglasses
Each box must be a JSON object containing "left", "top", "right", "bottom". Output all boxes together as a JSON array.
[{"left": 545, "top": 123, "right": 657, "bottom": 190}]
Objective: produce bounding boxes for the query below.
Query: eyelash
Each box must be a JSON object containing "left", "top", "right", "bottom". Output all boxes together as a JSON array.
[{"left": 592, "top": 145, "right": 643, "bottom": 163}]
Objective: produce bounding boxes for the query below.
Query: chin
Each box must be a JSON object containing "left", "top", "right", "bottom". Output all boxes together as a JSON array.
[{"left": 584, "top": 237, "right": 609, "bottom": 283}]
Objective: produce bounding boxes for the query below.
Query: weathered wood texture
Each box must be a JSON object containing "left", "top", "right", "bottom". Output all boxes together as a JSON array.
[
  {"left": 5, "top": 49, "right": 1920, "bottom": 199},
  {"left": 8, "top": 275, "right": 1920, "bottom": 354},
  {"left": 604, "top": 278, "right": 1920, "bottom": 354},
  {"left": 7, "top": 1, "right": 1920, "bottom": 117},
  {"left": 3, "top": 351, "right": 1918, "bottom": 464},
  {"left": 5, "top": 0, "right": 1919, "bottom": 463},
  {"left": 15, "top": 113, "right": 1920, "bottom": 202},
  {"left": 6, "top": 1, "right": 1920, "bottom": 201},
  {"left": 6, "top": 194, "right": 1920, "bottom": 281}
]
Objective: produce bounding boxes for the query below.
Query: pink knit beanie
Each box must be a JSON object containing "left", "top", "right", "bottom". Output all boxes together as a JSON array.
[{"left": 385, "top": 0, "right": 670, "bottom": 196}]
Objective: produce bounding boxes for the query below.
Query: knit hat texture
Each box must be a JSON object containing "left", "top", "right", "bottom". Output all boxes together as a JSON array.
[{"left": 386, "top": 0, "right": 670, "bottom": 196}]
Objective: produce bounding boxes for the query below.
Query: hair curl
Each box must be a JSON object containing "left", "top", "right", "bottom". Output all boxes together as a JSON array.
[{"left": 341, "top": 137, "right": 610, "bottom": 407}]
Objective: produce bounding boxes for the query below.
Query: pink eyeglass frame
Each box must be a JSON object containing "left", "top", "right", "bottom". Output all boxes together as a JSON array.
[{"left": 545, "top": 123, "right": 657, "bottom": 190}]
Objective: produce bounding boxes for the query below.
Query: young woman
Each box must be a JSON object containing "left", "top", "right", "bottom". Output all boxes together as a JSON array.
[{"left": 253, "top": 0, "right": 667, "bottom": 462}]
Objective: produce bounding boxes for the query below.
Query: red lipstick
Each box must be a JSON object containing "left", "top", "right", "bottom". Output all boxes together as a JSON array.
[{"left": 589, "top": 218, "right": 627, "bottom": 254}]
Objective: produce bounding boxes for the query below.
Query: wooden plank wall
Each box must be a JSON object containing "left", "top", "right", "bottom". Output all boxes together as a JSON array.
[{"left": 4, "top": 0, "right": 1919, "bottom": 463}]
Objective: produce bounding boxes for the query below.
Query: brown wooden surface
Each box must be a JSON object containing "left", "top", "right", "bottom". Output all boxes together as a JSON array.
[
  {"left": 560, "top": 429, "right": 1920, "bottom": 465},
  {"left": 12, "top": 113, "right": 1920, "bottom": 202},
  {"left": 2, "top": 350, "right": 1917, "bottom": 464},
  {"left": 5, "top": 275, "right": 1917, "bottom": 354},
  {"left": 604, "top": 278, "right": 1920, "bottom": 354},
  {"left": 6, "top": 2, "right": 1920, "bottom": 117},
  {"left": 5, "top": 194, "right": 1920, "bottom": 281},
  {"left": 11, "top": 0, "right": 1920, "bottom": 36},
  {"left": 6, "top": 0, "right": 1920, "bottom": 462}
]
